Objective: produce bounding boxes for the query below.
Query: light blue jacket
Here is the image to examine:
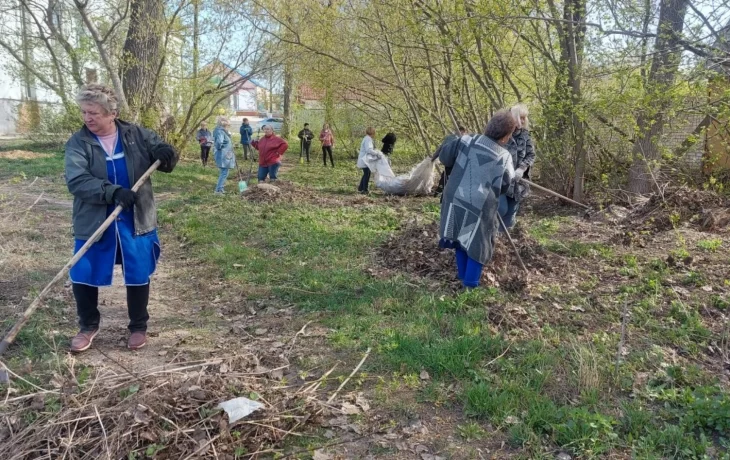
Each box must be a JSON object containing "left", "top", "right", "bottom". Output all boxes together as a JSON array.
[{"left": 214, "top": 125, "right": 236, "bottom": 169}]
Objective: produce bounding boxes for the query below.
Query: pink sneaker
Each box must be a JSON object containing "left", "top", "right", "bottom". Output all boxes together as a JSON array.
[
  {"left": 128, "top": 331, "right": 147, "bottom": 350},
  {"left": 70, "top": 330, "right": 99, "bottom": 353}
]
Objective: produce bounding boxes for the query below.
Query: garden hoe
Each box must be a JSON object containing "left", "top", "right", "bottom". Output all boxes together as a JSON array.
[
  {"left": 0, "top": 161, "right": 162, "bottom": 357},
  {"left": 239, "top": 152, "right": 256, "bottom": 193}
]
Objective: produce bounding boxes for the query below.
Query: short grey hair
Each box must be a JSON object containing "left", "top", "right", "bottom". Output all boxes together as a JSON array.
[
  {"left": 217, "top": 115, "right": 229, "bottom": 126},
  {"left": 511, "top": 104, "right": 529, "bottom": 130},
  {"left": 484, "top": 109, "right": 517, "bottom": 142},
  {"left": 76, "top": 84, "right": 119, "bottom": 115}
]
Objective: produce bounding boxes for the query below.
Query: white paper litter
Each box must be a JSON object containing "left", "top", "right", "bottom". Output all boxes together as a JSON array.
[{"left": 217, "top": 397, "right": 265, "bottom": 423}]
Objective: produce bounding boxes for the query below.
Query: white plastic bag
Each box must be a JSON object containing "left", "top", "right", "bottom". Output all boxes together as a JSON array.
[{"left": 363, "top": 151, "right": 436, "bottom": 196}]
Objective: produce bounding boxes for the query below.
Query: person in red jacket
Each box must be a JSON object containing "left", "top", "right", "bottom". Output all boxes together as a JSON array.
[{"left": 251, "top": 125, "right": 288, "bottom": 182}]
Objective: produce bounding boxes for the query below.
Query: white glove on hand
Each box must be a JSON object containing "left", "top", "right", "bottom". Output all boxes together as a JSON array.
[{"left": 514, "top": 166, "right": 526, "bottom": 180}]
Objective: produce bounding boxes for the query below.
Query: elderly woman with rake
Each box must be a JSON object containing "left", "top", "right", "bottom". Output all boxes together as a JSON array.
[
  {"left": 64, "top": 84, "right": 177, "bottom": 352},
  {"left": 438, "top": 110, "right": 517, "bottom": 289}
]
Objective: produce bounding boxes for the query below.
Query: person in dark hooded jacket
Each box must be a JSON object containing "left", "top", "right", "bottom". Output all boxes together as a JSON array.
[
  {"left": 298, "top": 123, "right": 314, "bottom": 163},
  {"left": 381, "top": 132, "right": 396, "bottom": 156}
]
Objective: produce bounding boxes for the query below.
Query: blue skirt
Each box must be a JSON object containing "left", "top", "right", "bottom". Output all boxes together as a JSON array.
[{"left": 70, "top": 212, "right": 160, "bottom": 287}]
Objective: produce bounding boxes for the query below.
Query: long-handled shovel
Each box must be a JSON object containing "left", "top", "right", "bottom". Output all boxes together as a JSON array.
[{"left": 0, "top": 160, "right": 162, "bottom": 356}]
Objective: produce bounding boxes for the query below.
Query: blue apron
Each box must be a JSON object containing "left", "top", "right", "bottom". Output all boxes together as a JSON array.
[{"left": 69, "top": 133, "right": 161, "bottom": 287}]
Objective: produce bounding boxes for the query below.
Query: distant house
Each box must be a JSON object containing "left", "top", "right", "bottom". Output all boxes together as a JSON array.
[
  {"left": 230, "top": 78, "right": 269, "bottom": 116},
  {"left": 296, "top": 84, "right": 324, "bottom": 109},
  {"left": 205, "top": 60, "right": 270, "bottom": 117},
  {"left": 295, "top": 84, "right": 366, "bottom": 109}
]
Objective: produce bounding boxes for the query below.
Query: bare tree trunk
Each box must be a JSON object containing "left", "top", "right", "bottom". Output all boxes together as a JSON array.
[
  {"left": 628, "top": 0, "right": 689, "bottom": 194},
  {"left": 324, "top": 83, "right": 334, "bottom": 125},
  {"left": 121, "top": 0, "right": 164, "bottom": 121},
  {"left": 566, "top": 0, "right": 587, "bottom": 202},
  {"left": 268, "top": 69, "right": 274, "bottom": 113},
  {"left": 193, "top": 0, "right": 199, "bottom": 78},
  {"left": 19, "top": 4, "right": 35, "bottom": 101},
  {"left": 282, "top": 66, "right": 292, "bottom": 138}
]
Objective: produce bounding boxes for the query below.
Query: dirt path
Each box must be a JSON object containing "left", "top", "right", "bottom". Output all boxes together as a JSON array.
[{"left": 0, "top": 179, "right": 307, "bottom": 377}]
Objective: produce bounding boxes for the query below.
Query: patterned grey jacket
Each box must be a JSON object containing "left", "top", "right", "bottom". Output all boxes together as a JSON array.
[{"left": 439, "top": 134, "right": 514, "bottom": 265}]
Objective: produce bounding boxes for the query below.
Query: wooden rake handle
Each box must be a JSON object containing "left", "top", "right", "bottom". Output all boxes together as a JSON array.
[
  {"left": 520, "top": 178, "right": 591, "bottom": 210},
  {"left": 0, "top": 160, "right": 161, "bottom": 355}
]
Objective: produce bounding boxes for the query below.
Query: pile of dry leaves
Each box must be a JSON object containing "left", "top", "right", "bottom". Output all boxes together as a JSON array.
[
  {"left": 624, "top": 186, "right": 730, "bottom": 233},
  {"left": 374, "top": 218, "right": 549, "bottom": 291},
  {"left": 240, "top": 180, "right": 311, "bottom": 204},
  {"left": 0, "top": 351, "right": 371, "bottom": 459}
]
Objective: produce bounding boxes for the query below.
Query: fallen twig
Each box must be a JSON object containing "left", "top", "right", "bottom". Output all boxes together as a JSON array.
[
  {"left": 484, "top": 343, "right": 512, "bottom": 368},
  {"left": 181, "top": 434, "right": 220, "bottom": 460},
  {"left": 286, "top": 320, "right": 313, "bottom": 355},
  {"left": 300, "top": 363, "right": 339, "bottom": 395},
  {"left": 93, "top": 405, "right": 111, "bottom": 460},
  {"left": 615, "top": 299, "right": 630, "bottom": 379},
  {"left": 327, "top": 348, "right": 371, "bottom": 404}
]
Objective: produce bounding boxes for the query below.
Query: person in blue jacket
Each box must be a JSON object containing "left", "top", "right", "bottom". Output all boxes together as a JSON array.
[
  {"left": 214, "top": 116, "right": 236, "bottom": 194},
  {"left": 239, "top": 118, "right": 253, "bottom": 161}
]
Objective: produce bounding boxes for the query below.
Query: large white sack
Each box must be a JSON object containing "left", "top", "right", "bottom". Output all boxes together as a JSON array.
[{"left": 362, "top": 151, "right": 437, "bottom": 196}]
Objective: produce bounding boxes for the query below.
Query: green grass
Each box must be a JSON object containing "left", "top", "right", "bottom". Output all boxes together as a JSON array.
[
  {"left": 2, "top": 151, "right": 728, "bottom": 458},
  {"left": 155, "top": 162, "right": 728, "bottom": 458},
  {"left": 697, "top": 238, "right": 722, "bottom": 252},
  {"left": 0, "top": 150, "right": 66, "bottom": 181}
]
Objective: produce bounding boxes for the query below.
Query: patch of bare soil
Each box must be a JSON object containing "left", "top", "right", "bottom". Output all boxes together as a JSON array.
[{"left": 0, "top": 150, "right": 50, "bottom": 160}]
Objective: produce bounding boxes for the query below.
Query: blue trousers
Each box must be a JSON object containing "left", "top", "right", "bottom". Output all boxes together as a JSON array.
[
  {"left": 455, "top": 246, "right": 484, "bottom": 288},
  {"left": 499, "top": 194, "right": 520, "bottom": 230},
  {"left": 258, "top": 163, "right": 281, "bottom": 181},
  {"left": 216, "top": 167, "right": 230, "bottom": 193}
]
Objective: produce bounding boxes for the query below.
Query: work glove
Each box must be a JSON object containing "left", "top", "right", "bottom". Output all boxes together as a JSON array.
[
  {"left": 151, "top": 144, "right": 176, "bottom": 168},
  {"left": 514, "top": 166, "right": 526, "bottom": 180},
  {"left": 113, "top": 188, "right": 137, "bottom": 210}
]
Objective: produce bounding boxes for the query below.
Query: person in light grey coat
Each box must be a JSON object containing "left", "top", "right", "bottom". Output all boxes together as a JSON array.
[
  {"left": 439, "top": 110, "right": 517, "bottom": 289},
  {"left": 213, "top": 116, "right": 236, "bottom": 194},
  {"left": 501, "top": 104, "right": 536, "bottom": 229}
]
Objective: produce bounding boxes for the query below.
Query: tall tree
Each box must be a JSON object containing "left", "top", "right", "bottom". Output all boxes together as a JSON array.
[
  {"left": 193, "top": 0, "right": 199, "bottom": 78},
  {"left": 120, "top": 0, "right": 164, "bottom": 121},
  {"left": 627, "top": 0, "right": 689, "bottom": 193}
]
